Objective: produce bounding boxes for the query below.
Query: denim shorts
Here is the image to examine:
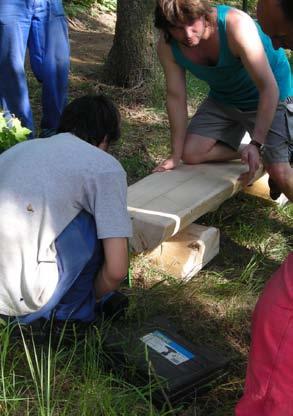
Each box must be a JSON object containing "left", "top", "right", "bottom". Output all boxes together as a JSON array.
[
  {"left": 187, "top": 97, "right": 293, "bottom": 165},
  {"left": 18, "top": 210, "right": 104, "bottom": 324}
]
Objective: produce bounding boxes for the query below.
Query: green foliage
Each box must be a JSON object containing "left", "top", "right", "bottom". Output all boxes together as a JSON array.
[
  {"left": 121, "top": 154, "right": 155, "bottom": 180},
  {"left": 0, "top": 112, "right": 30, "bottom": 153},
  {"left": 64, "top": 0, "right": 116, "bottom": 13},
  {"left": 214, "top": 0, "right": 257, "bottom": 14},
  {"left": 96, "top": 0, "right": 116, "bottom": 12},
  {"left": 64, "top": 0, "right": 96, "bottom": 7}
]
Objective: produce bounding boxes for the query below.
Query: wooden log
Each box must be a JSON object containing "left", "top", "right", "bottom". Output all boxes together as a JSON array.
[{"left": 146, "top": 224, "right": 220, "bottom": 280}]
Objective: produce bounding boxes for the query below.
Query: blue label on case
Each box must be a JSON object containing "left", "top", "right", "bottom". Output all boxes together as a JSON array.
[{"left": 140, "top": 330, "right": 194, "bottom": 365}]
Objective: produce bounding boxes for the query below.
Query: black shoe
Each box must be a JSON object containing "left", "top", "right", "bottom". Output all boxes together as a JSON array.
[
  {"left": 268, "top": 177, "right": 282, "bottom": 200},
  {"left": 51, "top": 319, "right": 90, "bottom": 342},
  {"left": 4, "top": 318, "right": 50, "bottom": 345},
  {"left": 95, "top": 291, "right": 129, "bottom": 321}
]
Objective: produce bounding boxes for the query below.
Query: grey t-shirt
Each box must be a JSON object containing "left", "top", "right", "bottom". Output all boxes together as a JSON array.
[{"left": 0, "top": 133, "right": 132, "bottom": 316}]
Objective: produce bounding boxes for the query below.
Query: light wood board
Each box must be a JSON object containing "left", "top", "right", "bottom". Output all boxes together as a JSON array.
[{"left": 128, "top": 161, "right": 264, "bottom": 253}]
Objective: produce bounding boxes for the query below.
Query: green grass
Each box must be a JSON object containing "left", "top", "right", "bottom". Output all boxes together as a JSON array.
[{"left": 0, "top": 323, "right": 179, "bottom": 415}]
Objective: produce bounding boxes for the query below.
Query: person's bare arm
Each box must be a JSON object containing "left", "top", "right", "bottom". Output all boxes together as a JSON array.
[
  {"left": 95, "top": 237, "right": 128, "bottom": 299},
  {"left": 227, "top": 10, "right": 279, "bottom": 185},
  {"left": 153, "top": 33, "right": 188, "bottom": 172}
]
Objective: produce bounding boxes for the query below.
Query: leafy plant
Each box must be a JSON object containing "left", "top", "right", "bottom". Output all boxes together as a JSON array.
[
  {"left": 64, "top": 0, "right": 116, "bottom": 13},
  {"left": 63, "top": 0, "right": 96, "bottom": 7},
  {"left": 96, "top": 0, "right": 116, "bottom": 12},
  {"left": 0, "top": 112, "right": 30, "bottom": 153}
]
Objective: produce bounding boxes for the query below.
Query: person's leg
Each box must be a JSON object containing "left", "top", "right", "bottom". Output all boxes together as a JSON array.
[
  {"left": 266, "top": 162, "right": 293, "bottom": 201},
  {"left": 248, "top": 99, "right": 293, "bottom": 202},
  {"left": 28, "top": 0, "right": 70, "bottom": 134},
  {"left": 0, "top": 1, "right": 34, "bottom": 134},
  {"left": 19, "top": 211, "right": 104, "bottom": 324},
  {"left": 181, "top": 98, "right": 246, "bottom": 164},
  {"left": 182, "top": 134, "right": 242, "bottom": 164},
  {"left": 235, "top": 253, "right": 293, "bottom": 416},
  {"left": 51, "top": 212, "right": 104, "bottom": 322},
  {"left": 268, "top": 175, "right": 283, "bottom": 201}
]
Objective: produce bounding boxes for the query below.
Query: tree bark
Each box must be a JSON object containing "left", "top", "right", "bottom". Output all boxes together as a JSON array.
[{"left": 102, "top": 0, "right": 156, "bottom": 88}]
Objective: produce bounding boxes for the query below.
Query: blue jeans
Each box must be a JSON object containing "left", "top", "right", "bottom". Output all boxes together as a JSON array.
[
  {"left": 0, "top": 0, "right": 70, "bottom": 136},
  {"left": 19, "top": 211, "right": 104, "bottom": 324}
]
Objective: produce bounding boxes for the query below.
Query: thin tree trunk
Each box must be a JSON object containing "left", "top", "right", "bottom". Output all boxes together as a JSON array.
[
  {"left": 242, "top": 0, "right": 248, "bottom": 12},
  {"left": 102, "top": 0, "right": 155, "bottom": 88}
]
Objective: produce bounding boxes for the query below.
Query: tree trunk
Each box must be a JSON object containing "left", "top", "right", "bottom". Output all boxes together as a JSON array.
[{"left": 102, "top": 0, "right": 156, "bottom": 88}]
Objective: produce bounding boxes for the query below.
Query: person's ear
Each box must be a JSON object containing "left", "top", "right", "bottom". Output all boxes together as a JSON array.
[{"left": 97, "top": 135, "right": 109, "bottom": 151}]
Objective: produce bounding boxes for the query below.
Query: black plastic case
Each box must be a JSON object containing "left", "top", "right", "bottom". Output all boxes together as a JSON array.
[{"left": 103, "top": 317, "right": 229, "bottom": 408}]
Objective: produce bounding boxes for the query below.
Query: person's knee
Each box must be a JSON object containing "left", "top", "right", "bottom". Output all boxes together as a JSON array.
[
  {"left": 181, "top": 149, "right": 202, "bottom": 164},
  {"left": 181, "top": 135, "right": 210, "bottom": 164}
]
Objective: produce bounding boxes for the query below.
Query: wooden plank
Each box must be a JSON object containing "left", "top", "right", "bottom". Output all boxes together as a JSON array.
[
  {"left": 147, "top": 224, "right": 220, "bottom": 280},
  {"left": 128, "top": 161, "right": 264, "bottom": 253}
]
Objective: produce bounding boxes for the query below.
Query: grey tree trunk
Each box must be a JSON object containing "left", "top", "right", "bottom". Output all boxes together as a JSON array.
[{"left": 102, "top": 0, "right": 156, "bottom": 88}]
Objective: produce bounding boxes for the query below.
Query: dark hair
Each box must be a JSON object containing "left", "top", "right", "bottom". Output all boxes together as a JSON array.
[
  {"left": 154, "top": 0, "right": 213, "bottom": 43},
  {"left": 57, "top": 95, "right": 121, "bottom": 146},
  {"left": 280, "top": 0, "right": 293, "bottom": 21}
]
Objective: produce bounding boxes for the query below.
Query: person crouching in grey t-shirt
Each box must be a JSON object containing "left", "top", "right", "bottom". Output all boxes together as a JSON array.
[{"left": 0, "top": 95, "right": 132, "bottom": 331}]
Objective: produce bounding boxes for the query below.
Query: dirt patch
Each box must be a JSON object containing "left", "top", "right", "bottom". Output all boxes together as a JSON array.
[{"left": 68, "top": 10, "right": 116, "bottom": 80}]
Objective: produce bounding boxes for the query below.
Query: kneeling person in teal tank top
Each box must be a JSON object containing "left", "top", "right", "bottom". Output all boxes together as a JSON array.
[{"left": 154, "top": 0, "right": 293, "bottom": 202}]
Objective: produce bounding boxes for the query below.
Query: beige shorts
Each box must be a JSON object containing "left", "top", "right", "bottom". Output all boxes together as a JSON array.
[{"left": 187, "top": 97, "right": 293, "bottom": 165}]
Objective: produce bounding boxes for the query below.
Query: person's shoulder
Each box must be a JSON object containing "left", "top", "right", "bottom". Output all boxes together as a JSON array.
[
  {"left": 76, "top": 142, "right": 127, "bottom": 177},
  {"left": 226, "top": 6, "right": 254, "bottom": 28},
  {"left": 96, "top": 148, "right": 126, "bottom": 175},
  {"left": 51, "top": 133, "right": 126, "bottom": 175},
  {"left": 0, "top": 134, "right": 39, "bottom": 162},
  {"left": 225, "top": 6, "right": 259, "bottom": 49}
]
